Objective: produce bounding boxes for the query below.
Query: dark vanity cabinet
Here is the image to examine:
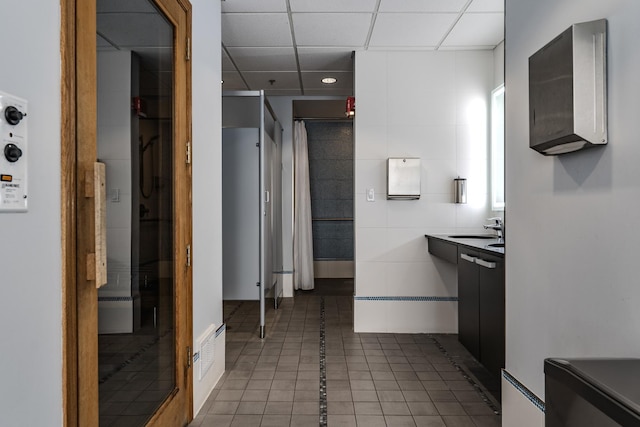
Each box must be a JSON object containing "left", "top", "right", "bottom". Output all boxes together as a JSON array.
[
  {"left": 458, "top": 249, "right": 505, "bottom": 378},
  {"left": 477, "top": 252, "right": 505, "bottom": 379},
  {"left": 427, "top": 235, "right": 505, "bottom": 380},
  {"left": 458, "top": 251, "right": 481, "bottom": 360}
]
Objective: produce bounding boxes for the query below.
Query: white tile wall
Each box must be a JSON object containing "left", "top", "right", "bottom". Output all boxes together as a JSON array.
[
  {"left": 354, "top": 50, "right": 494, "bottom": 333},
  {"left": 97, "top": 50, "right": 133, "bottom": 301}
]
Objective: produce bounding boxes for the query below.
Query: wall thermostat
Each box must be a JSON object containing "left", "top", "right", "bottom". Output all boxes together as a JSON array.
[{"left": 0, "top": 91, "right": 28, "bottom": 212}]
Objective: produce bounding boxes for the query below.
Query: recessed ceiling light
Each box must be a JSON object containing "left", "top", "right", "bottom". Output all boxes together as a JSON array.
[{"left": 321, "top": 77, "right": 337, "bottom": 84}]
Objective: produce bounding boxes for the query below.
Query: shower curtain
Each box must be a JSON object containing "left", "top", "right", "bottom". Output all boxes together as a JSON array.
[{"left": 293, "top": 120, "right": 314, "bottom": 290}]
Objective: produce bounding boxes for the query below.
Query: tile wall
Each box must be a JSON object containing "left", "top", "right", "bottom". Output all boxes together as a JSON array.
[{"left": 353, "top": 50, "right": 495, "bottom": 333}]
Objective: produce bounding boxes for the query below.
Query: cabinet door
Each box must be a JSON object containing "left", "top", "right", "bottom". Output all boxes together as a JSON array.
[
  {"left": 458, "top": 251, "right": 480, "bottom": 360},
  {"left": 478, "top": 255, "right": 505, "bottom": 379}
]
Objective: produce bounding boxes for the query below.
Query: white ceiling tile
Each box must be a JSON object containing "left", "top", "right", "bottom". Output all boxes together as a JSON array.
[
  {"left": 290, "top": 0, "right": 377, "bottom": 12},
  {"left": 293, "top": 13, "right": 372, "bottom": 46},
  {"left": 369, "top": 13, "right": 457, "bottom": 47},
  {"left": 222, "top": 13, "right": 292, "bottom": 47},
  {"left": 301, "top": 72, "right": 353, "bottom": 90},
  {"left": 221, "top": 0, "right": 287, "bottom": 13},
  {"left": 378, "top": 0, "right": 467, "bottom": 13},
  {"left": 466, "top": 0, "right": 504, "bottom": 12},
  {"left": 440, "top": 13, "right": 504, "bottom": 47},
  {"left": 438, "top": 45, "right": 495, "bottom": 50},
  {"left": 304, "top": 88, "right": 353, "bottom": 96},
  {"left": 264, "top": 89, "right": 303, "bottom": 96},
  {"left": 226, "top": 47, "right": 297, "bottom": 71},
  {"left": 297, "top": 48, "right": 354, "bottom": 71},
  {"left": 243, "top": 71, "right": 301, "bottom": 91},
  {"left": 222, "top": 71, "right": 249, "bottom": 90}
]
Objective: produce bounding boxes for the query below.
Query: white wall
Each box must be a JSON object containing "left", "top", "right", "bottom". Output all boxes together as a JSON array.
[
  {"left": 266, "top": 95, "right": 342, "bottom": 297},
  {"left": 504, "top": 0, "right": 640, "bottom": 423},
  {"left": 353, "top": 50, "right": 494, "bottom": 333},
  {"left": 0, "top": 1, "right": 63, "bottom": 425},
  {"left": 191, "top": 0, "right": 224, "bottom": 415}
]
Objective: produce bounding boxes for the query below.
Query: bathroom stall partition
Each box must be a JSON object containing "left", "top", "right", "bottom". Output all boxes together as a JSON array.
[{"left": 222, "top": 91, "right": 283, "bottom": 338}]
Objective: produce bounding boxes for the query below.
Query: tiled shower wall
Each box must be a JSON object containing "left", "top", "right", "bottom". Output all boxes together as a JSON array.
[
  {"left": 353, "top": 50, "right": 495, "bottom": 333},
  {"left": 306, "top": 121, "right": 354, "bottom": 261}
]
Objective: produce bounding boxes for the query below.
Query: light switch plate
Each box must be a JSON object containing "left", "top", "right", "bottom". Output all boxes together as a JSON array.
[{"left": 366, "top": 188, "right": 375, "bottom": 202}]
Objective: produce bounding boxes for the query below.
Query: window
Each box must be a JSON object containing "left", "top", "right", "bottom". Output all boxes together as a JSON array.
[{"left": 491, "top": 85, "right": 505, "bottom": 211}]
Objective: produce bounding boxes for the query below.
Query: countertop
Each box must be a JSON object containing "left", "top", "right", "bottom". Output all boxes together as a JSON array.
[{"left": 425, "top": 234, "right": 505, "bottom": 257}]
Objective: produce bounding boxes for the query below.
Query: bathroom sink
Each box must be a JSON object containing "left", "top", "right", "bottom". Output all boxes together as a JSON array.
[
  {"left": 448, "top": 235, "right": 496, "bottom": 239},
  {"left": 488, "top": 243, "right": 505, "bottom": 248}
]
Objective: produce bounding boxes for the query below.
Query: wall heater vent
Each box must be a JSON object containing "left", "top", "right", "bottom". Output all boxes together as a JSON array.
[{"left": 198, "top": 324, "right": 216, "bottom": 380}]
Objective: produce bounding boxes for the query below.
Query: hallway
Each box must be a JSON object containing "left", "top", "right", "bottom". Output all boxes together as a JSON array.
[{"left": 190, "top": 294, "right": 501, "bottom": 427}]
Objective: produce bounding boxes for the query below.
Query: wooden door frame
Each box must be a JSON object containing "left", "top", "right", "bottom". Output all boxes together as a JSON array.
[{"left": 61, "top": 0, "right": 193, "bottom": 425}]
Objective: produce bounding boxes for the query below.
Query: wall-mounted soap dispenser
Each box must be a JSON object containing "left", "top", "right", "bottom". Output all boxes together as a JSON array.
[{"left": 529, "top": 19, "right": 607, "bottom": 155}]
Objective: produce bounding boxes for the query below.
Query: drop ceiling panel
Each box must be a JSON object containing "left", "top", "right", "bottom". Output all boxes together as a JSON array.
[
  {"left": 290, "top": 0, "right": 377, "bottom": 13},
  {"left": 226, "top": 47, "right": 298, "bottom": 71},
  {"left": 466, "top": 0, "right": 505, "bottom": 12},
  {"left": 297, "top": 48, "right": 354, "bottom": 71},
  {"left": 222, "top": 71, "right": 248, "bottom": 90},
  {"left": 243, "top": 71, "right": 301, "bottom": 91},
  {"left": 369, "top": 13, "right": 457, "bottom": 47},
  {"left": 221, "top": 0, "right": 287, "bottom": 13},
  {"left": 301, "top": 72, "right": 353, "bottom": 90},
  {"left": 292, "top": 13, "right": 372, "bottom": 46},
  {"left": 263, "top": 89, "right": 303, "bottom": 96},
  {"left": 440, "top": 13, "right": 504, "bottom": 47},
  {"left": 304, "top": 88, "right": 352, "bottom": 96},
  {"left": 378, "top": 0, "right": 467, "bottom": 13},
  {"left": 222, "top": 13, "right": 292, "bottom": 47}
]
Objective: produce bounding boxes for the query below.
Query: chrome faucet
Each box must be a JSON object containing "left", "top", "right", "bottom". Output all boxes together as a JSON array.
[{"left": 483, "top": 217, "right": 504, "bottom": 240}]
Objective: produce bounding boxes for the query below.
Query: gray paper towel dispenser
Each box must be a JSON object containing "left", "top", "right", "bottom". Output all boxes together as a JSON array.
[
  {"left": 529, "top": 19, "right": 607, "bottom": 155},
  {"left": 387, "top": 158, "right": 420, "bottom": 200}
]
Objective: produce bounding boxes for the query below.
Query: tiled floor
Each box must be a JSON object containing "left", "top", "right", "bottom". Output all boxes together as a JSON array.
[{"left": 190, "top": 293, "right": 501, "bottom": 427}]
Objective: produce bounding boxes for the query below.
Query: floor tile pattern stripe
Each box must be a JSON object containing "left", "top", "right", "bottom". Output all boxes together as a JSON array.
[{"left": 319, "top": 297, "right": 327, "bottom": 426}]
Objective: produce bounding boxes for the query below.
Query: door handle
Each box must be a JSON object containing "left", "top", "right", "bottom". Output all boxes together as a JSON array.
[
  {"left": 86, "top": 162, "right": 107, "bottom": 287},
  {"left": 476, "top": 258, "right": 497, "bottom": 269},
  {"left": 460, "top": 253, "right": 476, "bottom": 263}
]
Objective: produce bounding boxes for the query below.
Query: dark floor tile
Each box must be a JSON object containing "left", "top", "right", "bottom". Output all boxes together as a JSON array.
[
  {"left": 355, "top": 414, "right": 387, "bottom": 427},
  {"left": 434, "top": 401, "right": 466, "bottom": 416},
  {"left": 200, "top": 414, "right": 233, "bottom": 427},
  {"left": 209, "top": 401, "right": 240, "bottom": 415},
  {"left": 328, "top": 414, "right": 357, "bottom": 426},
  {"left": 230, "top": 414, "right": 261, "bottom": 427},
  {"left": 469, "top": 415, "right": 501, "bottom": 427},
  {"left": 413, "top": 415, "right": 446, "bottom": 426},
  {"left": 441, "top": 415, "right": 476, "bottom": 426},
  {"left": 290, "top": 414, "right": 319, "bottom": 426},
  {"left": 385, "top": 415, "right": 417, "bottom": 427},
  {"left": 263, "top": 401, "right": 292, "bottom": 415},
  {"left": 236, "top": 401, "right": 265, "bottom": 415},
  {"left": 260, "top": 414, "right": 290, "bottom": 427},
  {"left": 460, "top": 402, "right": 496, "bottom": 416},
  {"left": 381, "top": 401, "right": 411, "bottom": 416}
]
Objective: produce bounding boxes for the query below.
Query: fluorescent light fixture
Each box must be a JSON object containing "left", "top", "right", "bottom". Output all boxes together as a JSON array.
[{"left": 321, "top": 77, "right": 337, "bottom": 84}]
